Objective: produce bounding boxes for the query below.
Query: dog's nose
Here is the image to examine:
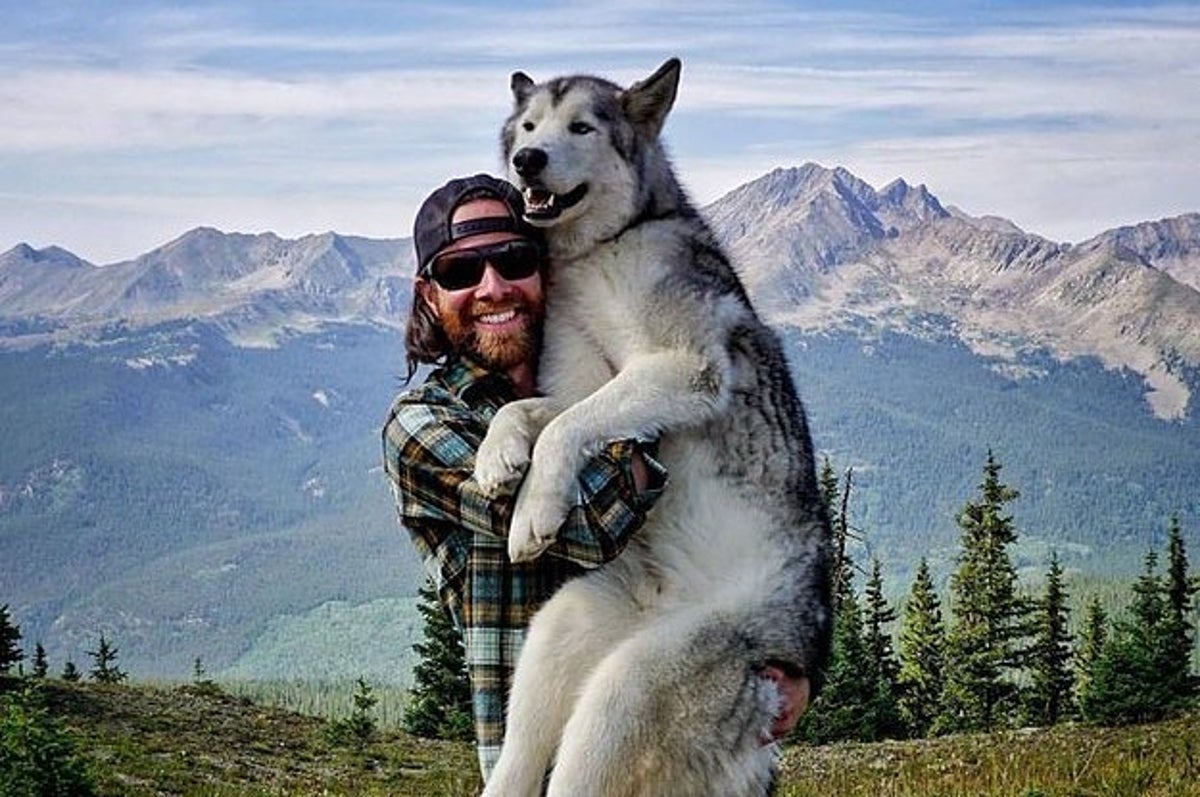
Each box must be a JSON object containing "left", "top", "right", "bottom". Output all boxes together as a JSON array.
[{"left": 512, "top": 147, "right": 547, "bottom": 179}]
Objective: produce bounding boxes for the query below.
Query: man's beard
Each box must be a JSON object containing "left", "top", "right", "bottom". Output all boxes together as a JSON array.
[{"left": 438, "top": 297, "right": 544, "bottom": 372}]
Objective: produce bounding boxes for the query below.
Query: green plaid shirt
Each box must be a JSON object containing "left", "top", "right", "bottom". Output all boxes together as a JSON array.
[{"left": 381, "top": 355, "right": 667, "bottom": 779}]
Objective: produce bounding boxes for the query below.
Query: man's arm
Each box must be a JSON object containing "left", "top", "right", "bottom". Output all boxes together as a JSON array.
[{"left": 383, "top": 400, "right": 667, "bottom": 568}]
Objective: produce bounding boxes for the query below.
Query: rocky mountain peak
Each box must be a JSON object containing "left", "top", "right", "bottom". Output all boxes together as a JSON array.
[{"left": 1, "top": 243, "right": 92, "bottom": 271}]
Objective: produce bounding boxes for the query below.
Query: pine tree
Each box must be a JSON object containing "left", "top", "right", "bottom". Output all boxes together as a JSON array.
[
  {"left": 86, "top": 634, "right": 127, "bottom": 684},
  {"left": 328, "top": 676, "right": 379, "bottom": 748},
  {"left": 795, "top": 588, "right": 880, "bottom": 743},
  {"left": 862, "top": 558, "right": 903, "bottom": 738},
  {"left": 830, "top": 467, "right": 858, "bottom": 606},
  {"left": 32, "top": 643, "right": 48, "bottom": 679},
  {"left": 938, "top": 450, "right": 1029, "bottom": 733},
  {"left": 1025, "top": 551, "right": 1074, "bottom": 725},
  {"left": 1, "top": 685, "right": 97, "bottom": 795},
  {"left": 1074, "top": 596, "right": 1107, "bottom": 711},
  {"left": 896, "top": 558, "right": 945, "bottom": 737},
  {"left": 817, "top": 456, "right": 839, "bottom": 521},
  {"left": 190, "top": 656, "right": 221, "bottom": 695},
  {"left": 1164, "top": 515, "right": 1197, "bottom": 699},
  {"left": 402, "top": 581, "right": 473, "bottom": 741},
  {"left": 1082, "top": 549, "right": 1178, "bottom": 724},
  {"left": 0, "top": 604, "right": 23, "bottom": 676},
  {"left": 61, "top": 661, "right": 81, "bottom": 682}
]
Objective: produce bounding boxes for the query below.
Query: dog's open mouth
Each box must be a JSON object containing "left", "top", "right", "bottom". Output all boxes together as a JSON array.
[{"left": 522, "top": 183, "right": 588, "bottom": 221}]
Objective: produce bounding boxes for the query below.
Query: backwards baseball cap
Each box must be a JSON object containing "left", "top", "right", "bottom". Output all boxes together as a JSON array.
[{"left": 413, "top": 174, "right": 542, "bottom": 276}]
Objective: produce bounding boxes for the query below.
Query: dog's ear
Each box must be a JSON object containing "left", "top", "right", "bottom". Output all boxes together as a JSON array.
[
  {"left": 511, "top": 72, "right": 536, "bottom": 105},
  {"left": 620, "top": 58, "right": 681, "bottom": 140}
]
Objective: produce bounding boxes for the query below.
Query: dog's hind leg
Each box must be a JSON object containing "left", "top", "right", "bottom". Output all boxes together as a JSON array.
[
  {"left": 481, "top": 574, "right": 642, "bottom": 797},
  {"left": 545, "top": 608, "right": 779, "bottom": 797}
]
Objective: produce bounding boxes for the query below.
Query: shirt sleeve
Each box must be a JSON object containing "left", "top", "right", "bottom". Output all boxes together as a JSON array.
[{"left": 382, "top": 399, "right": 667, "bottom": 570}]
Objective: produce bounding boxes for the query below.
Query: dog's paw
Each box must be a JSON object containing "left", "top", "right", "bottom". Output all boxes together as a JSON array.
[
  {"left": 473, "top": 421, "right": 532, "bottom": 497},
  {"left": 506, "top": 466, "right": 572, "bottom": 562}
]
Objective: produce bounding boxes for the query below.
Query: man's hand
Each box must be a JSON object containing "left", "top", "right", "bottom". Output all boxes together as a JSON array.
[{"left": 761, "top": 665, "right": 811, "bottom": 743}]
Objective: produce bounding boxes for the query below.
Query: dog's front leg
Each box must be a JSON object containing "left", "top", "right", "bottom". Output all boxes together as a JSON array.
[
  {"left": 507, "top": 348, "right": 729, "bottom": 562},
  {"left": 474, "top": 396, "right": 564, "bottom": 496}
]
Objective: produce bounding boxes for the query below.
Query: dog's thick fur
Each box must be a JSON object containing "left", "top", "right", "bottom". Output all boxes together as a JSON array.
[{"left": 472, "top": 59, "right": 832, "bottom": 797}]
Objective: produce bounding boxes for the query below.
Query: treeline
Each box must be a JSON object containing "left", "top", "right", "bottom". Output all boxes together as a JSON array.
[
  {"left": 797, "top": 450, "right": 1199, "bottom": 744},
  {"left": 0, "top": 619, "right": 127, "bottom": 686},
  {"left": 397, "top": 449, "right": 1199, "bottom": 748}
]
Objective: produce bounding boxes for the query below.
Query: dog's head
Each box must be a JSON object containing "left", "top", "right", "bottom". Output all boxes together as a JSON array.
[{"left": 500, "top": 58, "right": 683, "bottom": 256}]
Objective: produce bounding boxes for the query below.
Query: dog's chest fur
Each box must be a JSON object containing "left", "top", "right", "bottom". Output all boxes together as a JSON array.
[{"left": 540, "top": 221, "right": 727, "bottom": 400}]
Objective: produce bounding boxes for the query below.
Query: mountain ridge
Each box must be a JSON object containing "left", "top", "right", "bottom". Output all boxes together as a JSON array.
[
  {"left": 5, "top": 164, "right": 1199, "bottom": 418},
  {"left": 702, "top": 165, "right": 1200, "bottom": 419},
  {"left": 3, "top": 163, "right": 1198, "bottom": 679}
]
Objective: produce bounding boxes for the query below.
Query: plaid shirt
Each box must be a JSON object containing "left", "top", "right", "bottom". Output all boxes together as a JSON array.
[{"left": 381, "top": 355, "right": 667, "bottom": 779}]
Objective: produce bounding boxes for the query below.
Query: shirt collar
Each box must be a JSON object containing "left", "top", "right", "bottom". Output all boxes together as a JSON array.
[{"left": 439, "top": 354, "right": 518, "bottom": 404}]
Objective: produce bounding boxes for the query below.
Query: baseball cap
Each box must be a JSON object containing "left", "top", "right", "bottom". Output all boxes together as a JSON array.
[{"left": 412, "top": 174, "right": 542, "bottom": 275}]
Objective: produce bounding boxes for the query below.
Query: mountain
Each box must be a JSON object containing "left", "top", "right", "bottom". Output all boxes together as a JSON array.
[
  {"left": 2, "top": 163, "right": 1198, "bottom": 681},
  {"left": 0, "top": 228, "right": 412, "bottom": 347},
  {"left": 707, "top": 165, "right": 1200, "bottom": 420}
]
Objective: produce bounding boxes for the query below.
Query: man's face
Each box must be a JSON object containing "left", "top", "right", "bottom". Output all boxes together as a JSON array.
[{"left": 421, "top": 198, "right": 546, "bottom": 372}]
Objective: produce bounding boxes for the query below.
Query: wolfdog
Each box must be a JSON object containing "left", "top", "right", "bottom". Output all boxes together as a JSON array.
[{"left": 472, "top": 58, "right": 832, "bottom": 797}]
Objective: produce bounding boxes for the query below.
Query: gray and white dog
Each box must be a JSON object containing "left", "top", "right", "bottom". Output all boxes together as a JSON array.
[{"left": 473, "top": 58, "right": 832, "bottom": 797}]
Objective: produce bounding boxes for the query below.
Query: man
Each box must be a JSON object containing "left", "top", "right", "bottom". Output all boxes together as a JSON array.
[{"left": 382, "top": 174, "right": 808, "bottom": 782}]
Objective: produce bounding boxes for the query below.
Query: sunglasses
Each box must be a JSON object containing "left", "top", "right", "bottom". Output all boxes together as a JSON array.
[{"left": 424, "top": 239, "right": 543, "bottom": 291}]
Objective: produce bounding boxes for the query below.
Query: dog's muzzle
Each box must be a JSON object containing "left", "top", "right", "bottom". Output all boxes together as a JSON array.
[{"left": 522, "top": 183, "right": 589, "bottom": 222}]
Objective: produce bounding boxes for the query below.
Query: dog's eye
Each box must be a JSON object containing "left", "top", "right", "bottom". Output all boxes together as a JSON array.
[
  {"left": 522, "top": 120, "right": 535, "bottom": 132},
  {"left": 569, "top": 121, "right": 595, "bottom": 135}
]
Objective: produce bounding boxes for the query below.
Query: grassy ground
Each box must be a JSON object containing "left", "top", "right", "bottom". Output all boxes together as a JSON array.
[
  {"left": 40, "top": 680, "right": 481, "bottom": 796},
  {"left": 779, "top": 713, "right": 1200, "bottom": 797},
  {"left": 20, "top": 679, "right": 1200, "bottom": 796}
]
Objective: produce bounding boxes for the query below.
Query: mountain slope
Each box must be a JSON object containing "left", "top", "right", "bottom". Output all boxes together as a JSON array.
[
  {"left": 705, "top": 165, "right": 1200, "bottom": 419},
  {"left": 0, "top": 229, "right": 411, "bottom": 348}
]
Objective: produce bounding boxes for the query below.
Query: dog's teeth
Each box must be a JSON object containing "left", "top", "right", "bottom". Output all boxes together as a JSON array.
[{"left": 524, "top": 188, "right": 555, "bottom": 211}]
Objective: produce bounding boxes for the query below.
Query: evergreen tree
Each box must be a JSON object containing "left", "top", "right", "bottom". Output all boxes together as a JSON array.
[
  {"left": 1, "top": 685, "right": 97, "bottom": 795},
  {"left": 1073, "top": 596, "right": 1107, "bottom": 711},
  {"left": 817, "top": 456, "right": 839, "bottom": 521},
  {"left": 795, "top": 588, "right": 881, "bottom": 742},
  {"left": 61, "top": 661, "right": 81, "bottom": 682},
  {"left": 938, "top": 450, "right": 1029, "bottom": 733},
  {"left": 1082, "top": 549, "right": 1178, "bottom": 724},
  {"left": 402, "top": 581, "right": 473, "bottom": 741},
  {"left": 328, "top": 677, "right": 379, "bottom": 748},
  {"left": 0, "top": 604, "right": 22, "bottom": 676},
  {"left": 896, "top": 558, "right": 945, "bottom": 737},
  {"left": 1164, "top": 515, "right": 1197, "bottom": 698},
  {"left": 1025, "top": 551, "right": 1074, "bottom": 725},
  {"left": 86, "top": 634, "right": 127, "bottom": 684},
  {"left": 830, "top": 467, "right": 857, "bottom": 605},
  {"left": 191, "top": 656, "right": 220, "bottom": 695},
  {"left": 32, "top": 644, "right": 48, "bottom": 679},
  {"left": 825, "top": 468, "right": 854, "bottom": 604},
  {"left": 862, "top": 558, "right": 903, "bottom": 738}
]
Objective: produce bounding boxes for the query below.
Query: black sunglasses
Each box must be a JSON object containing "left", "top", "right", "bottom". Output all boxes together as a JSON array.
[{"left": 424, "top": 239, "right": 543, "bottom": 291}]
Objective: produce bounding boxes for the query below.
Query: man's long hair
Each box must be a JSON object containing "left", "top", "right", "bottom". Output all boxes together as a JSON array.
[{"left": 404, "top": 284, "right": 449, "bottom": 383}]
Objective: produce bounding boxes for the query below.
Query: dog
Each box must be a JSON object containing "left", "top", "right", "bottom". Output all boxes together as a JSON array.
[{"left": 472, "top": 58, "right": 833, "bottom": 797}]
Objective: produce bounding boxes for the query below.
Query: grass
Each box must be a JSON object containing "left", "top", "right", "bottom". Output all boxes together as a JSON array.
[
  {"left": 37, "top": 680, "right": 481, "bottom": 796},
  {"left": 18, "top": 679, "right": 1200, "bottom": 796},
  {"left": 778, "top": 713, "right": 1200, "bottom": 797}
]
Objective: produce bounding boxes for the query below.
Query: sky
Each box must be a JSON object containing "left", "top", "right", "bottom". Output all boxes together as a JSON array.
[{"left": 2, "top": 0, "right": 1199, "bottom": 265}]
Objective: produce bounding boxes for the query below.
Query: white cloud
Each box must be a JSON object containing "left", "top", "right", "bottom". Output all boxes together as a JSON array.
[{"left": 1, "top": 1, "right": 1198, "bottom": 262}]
